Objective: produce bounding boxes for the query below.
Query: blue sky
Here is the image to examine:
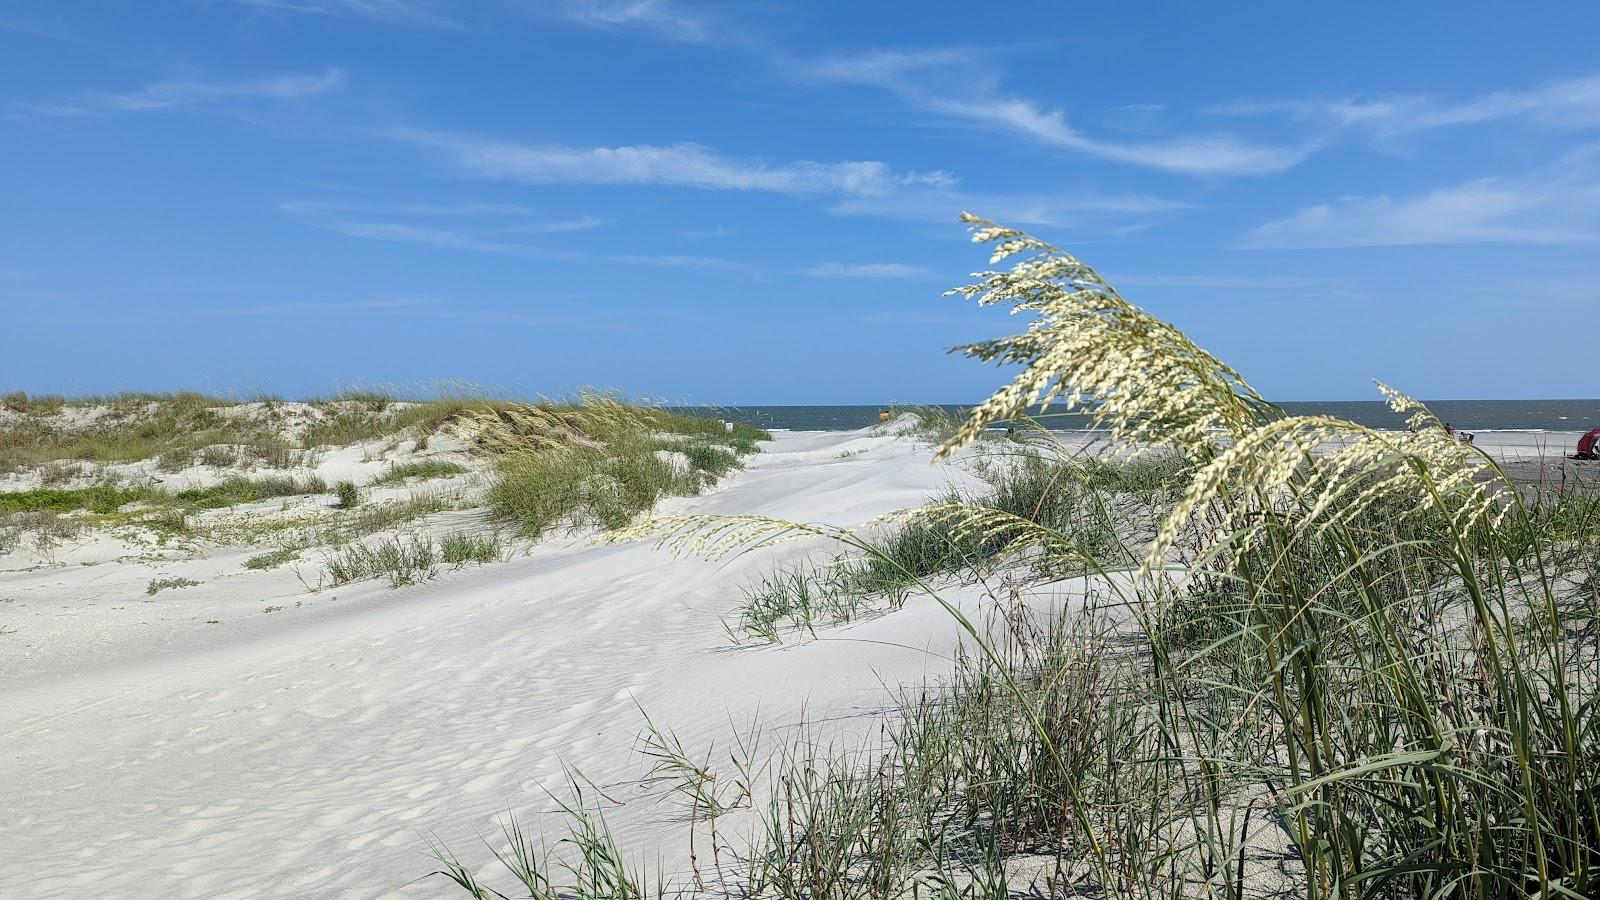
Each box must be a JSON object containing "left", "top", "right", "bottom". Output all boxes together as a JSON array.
[{"left": 2, "top": 2, "right": 1596, "bottom": 403}]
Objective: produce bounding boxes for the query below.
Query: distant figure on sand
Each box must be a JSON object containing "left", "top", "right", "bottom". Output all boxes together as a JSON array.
[{"left": 1445, "top": 422, "right": 1475, "bottom": 444}]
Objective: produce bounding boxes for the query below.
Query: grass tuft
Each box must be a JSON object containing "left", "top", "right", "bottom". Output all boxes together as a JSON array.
[
  {"left": 146, "top": 576, "right": 201, "bottom": 595},
  {"left": 244, "top": 547, "right": 298, "bottom": 570},
  {"left": 370, "top": 460, "right": 469, "bottom": 486},
  {"left": 334, "top": 481, "right": 360, "bottom": 509}
]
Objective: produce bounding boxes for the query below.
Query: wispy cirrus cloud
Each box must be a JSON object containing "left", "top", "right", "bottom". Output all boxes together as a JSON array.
[
  {"left": 389, "top": 127, "right": 956, "bottom": 196},
  {"left": 14, "top": 68, "right": 345, "bottom": 118},
  {"left": 1241, "top": 151, "right": 1600, "bottom": 249},
  {"left": 495, "top": 214, "right": 608, "bottom": 234},
  {"left": 804, "top": 262, "right": 929, "bottom": 279},
  {"left": 223, "top": 0, "right": 458, "bottom": 28},
  {"left": 1215, "top": 73, "right": 1600, "bottom": 138},
  {"left": 282, "top": 200, "right": 606, "bottom": 252},
  {"left": 329, "top": 221, "right": 526, "bottom": 252},
  {"left": 301, "top": 213, "right": 756, "bottom": 273},
  {"left": 541, "top": 0, "right": 715, "bottom": 42},
  {"left": 797, "top": 48, "right": 1310, "bottom": 177},
  {"left": 385, "top": 127, "right": 1179, "bottom": 227}
]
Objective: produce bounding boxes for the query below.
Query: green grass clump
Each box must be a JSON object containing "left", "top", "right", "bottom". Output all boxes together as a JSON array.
[
  {"left": 0, "top": 484, "right": 163, "bottom": 514},
  {"left": 244, "top": 547, "right": 298, "bottom": 570},
  {"left": 2, "top": 391, "right": 66, "bottom": 415},
  {"left": 657, "top": 439, "right": 740, "bottom": 480},
  {"left": 324, "top": 536, "right": 437, "bottom": 587},
  {"left": 321, "top": 530, "right": 499, "bottom": 587},
  {"left": 1, "top": 473, "right": 334, "bottom": 518},
  {"left": 734, "top": 563, "right": 887, "bottom": 642},
  {"left": 146, "top": 576, "right": 201, "bottom": 595},
  {"left": 440, "top": 531, "right": 499, "bottom": 565},
  {"left": 489, "top": 445, "right": 680, "bottom": 535},
  {"left": 369, "top": 460, "right": 469, "bottom": 486},
  {"left": 334, "top": 481, "right": 360, "bottom": 509},
  {"left": 172, "top": 475, "right": 328, "bottom": 510},
  {"left": 479, "top": 399, "right": 768, "bottom": 539},
  {"left": 731, "top": 450, "right": 1157, "bottom": 642}
]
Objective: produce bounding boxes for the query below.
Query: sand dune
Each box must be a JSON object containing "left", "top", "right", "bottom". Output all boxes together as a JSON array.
[
  {"left": 1, "top": 427, "right": 1006, "bottom": 898},
  {"left": 3, "top": 423, "right": 1589, "bottom": 897}
]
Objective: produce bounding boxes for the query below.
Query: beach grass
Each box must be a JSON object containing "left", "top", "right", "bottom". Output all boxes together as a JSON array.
[
  {"left": 243, "top": 547, "right": 299, "bottom": 570},
  {"left": 0, "top": 474, "right": 331, "bottom": 520},
  {"left": 146, "top": 576, "right": 201, "bottom": 595},
  {"left": 475, "top": 397, "right": 769, "bottom": 539},
  {"left": 321, "top": 530, "right": 503, "bottom": 588},
  {"left": 369, "top": 459, "right": 469, "bottom": 486},
  {"left": 0, "top": 390, "right": 512, "bottom": 474},
  {"left": 434, "top": 216, "right": 1600, "bottom": 899}
]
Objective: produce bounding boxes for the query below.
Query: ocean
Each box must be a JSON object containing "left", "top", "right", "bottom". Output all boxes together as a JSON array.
[{"left": 680, "top": 400, "right": 1600, "bottom": 434}]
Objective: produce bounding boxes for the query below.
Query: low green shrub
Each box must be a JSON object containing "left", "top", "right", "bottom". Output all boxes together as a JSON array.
[{"left": 335, "top": 481, "right": 360, "bottom": 509}]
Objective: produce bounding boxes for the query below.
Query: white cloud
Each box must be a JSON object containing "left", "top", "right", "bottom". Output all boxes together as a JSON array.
[
  {"left": 928, "top": 95, "right": 1310, "bottom": 176},
  {"left": 16, "top": 69, "right": 345, "bottom": 117},
  {"left": 798, "top": 49, "right": 1308, "bottom": 177},
  {"left": 804, "top": 262, "right": 928, "bottom": 279},
  {"left": 544, "top": 0, "right": 712, "bottom": 42},
  {"left": 225, "top": 0, "right": 458, "bottom": 28},
  {"left": 329, "top": 221, "right": 523, "bottom": 252},
  {"left": 496, "top": 214, "right": 607, "bottom": 234},
  {"left": 1242, "top": 153, "right": 1600, "bottom": 249},
  {"left": 392, "top": 129, "right": 956, "bottom": 197},
  {"left": 382, "top": 124, "right": 1178, "bottom": 227},
  {"left": 1216, "top": 73, "right": 1600, "bottom": 138}
]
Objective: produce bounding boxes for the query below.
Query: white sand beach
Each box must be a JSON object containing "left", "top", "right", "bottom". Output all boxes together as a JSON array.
[
  {"left": 2, "top": 418, "right": 1592, "bottom": 898},
  {"left": 1, "top": 425, "right": 1012, "bottom": 898}
]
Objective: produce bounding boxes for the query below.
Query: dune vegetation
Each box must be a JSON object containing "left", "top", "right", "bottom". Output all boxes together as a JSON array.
[
  {"left": 470, "top": 397, "right": 770, "bottom": 539},
  {"left": 433, "top": 217, "right": 1600, "bottom": 899},
  {"left": 1, "top": 390, "right": 766, "bottom": 583}
]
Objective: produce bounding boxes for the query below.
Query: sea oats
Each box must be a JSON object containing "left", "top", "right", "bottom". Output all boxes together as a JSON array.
[{"left": 935, "top": 214, "right": 1270, "bottom": 462}]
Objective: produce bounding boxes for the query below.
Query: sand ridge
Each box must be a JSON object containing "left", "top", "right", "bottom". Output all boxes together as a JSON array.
[{"left": 1, "top": 427, "right": 999, "bottom": 898}]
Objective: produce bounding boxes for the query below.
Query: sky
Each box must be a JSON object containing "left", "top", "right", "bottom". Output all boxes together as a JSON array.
[{"left": 2, "top": 1, "right": 1597, "bottom": 403}]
